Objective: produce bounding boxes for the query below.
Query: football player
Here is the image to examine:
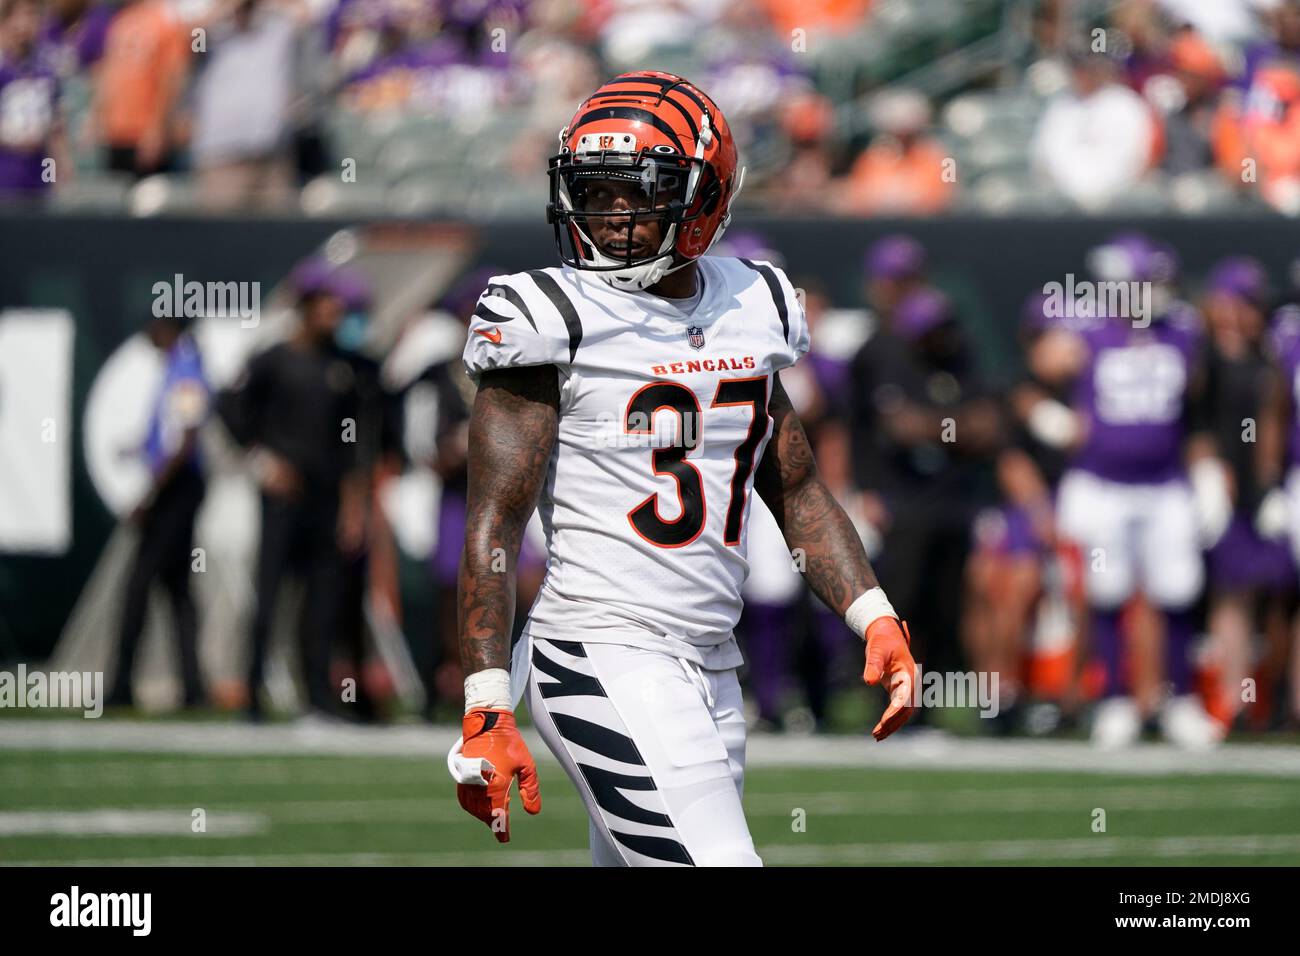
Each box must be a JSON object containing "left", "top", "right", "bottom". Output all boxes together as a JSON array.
[
  {"left": 1258, "top": 300, "right": 1300, "bottom": 730},
  {"left": 1052, "top": 233, "right": 1225, "bottom": 748},
  {"left": 445, "top": 72, "right": 917, "bottom": 865},
  {"left": 1198, "top": 258, "right": 1293, "bottom": 731},
  {"left": 963, "top": 293, "right": 1079, "bottom": 734}
]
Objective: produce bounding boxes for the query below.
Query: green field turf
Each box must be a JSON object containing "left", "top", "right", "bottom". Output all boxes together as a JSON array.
[{"left": 3, "top": 748, "right": 1299, "bottom": 866}]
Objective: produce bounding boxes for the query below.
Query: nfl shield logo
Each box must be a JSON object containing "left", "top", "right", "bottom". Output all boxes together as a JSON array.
[{"left": 687, "top": 325, "right": 705, "bottom": 350}]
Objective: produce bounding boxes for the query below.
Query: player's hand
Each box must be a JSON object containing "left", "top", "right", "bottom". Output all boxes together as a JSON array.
[
  {"left": 863, "top": 617, "right": 917, "bottom": 741},
  {"left": 449, "top": 708, "right": 541, "bottom": 843}
]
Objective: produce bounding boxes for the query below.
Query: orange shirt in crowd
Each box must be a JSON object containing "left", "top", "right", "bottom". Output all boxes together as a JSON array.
[
  {"left": 841, "top": 137, "right": 953, "bottom": 215},
  {"left": 1213, "top": 65, "right": 1300, "bottom": 208},
  {"left": 97, "top": 0, "right": 189, "bottom": 147},
  {"left": 762, "top": 0, "right": 872, "bottom": 37}
]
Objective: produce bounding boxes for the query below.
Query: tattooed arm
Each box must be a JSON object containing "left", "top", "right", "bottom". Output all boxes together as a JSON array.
[
  {"left": 449, "top": 365, "right": 554, "bottom": 839},
  {"left": 754, "top": 373, "right": 879, "bottom": 616},
  {"left": 458, "top": 365, "right": 560, "bottom": 676}
]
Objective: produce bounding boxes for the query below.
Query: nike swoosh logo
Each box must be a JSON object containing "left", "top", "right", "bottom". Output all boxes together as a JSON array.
[{"left": 475, "top": 327, "right": 503, "bottom": 344}]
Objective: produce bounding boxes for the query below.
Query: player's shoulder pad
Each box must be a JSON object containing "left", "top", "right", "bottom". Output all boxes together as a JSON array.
[
  {"left": 729, "top": 256, "right": 811, "bottom": 368},
  {"left": 462, "top": 268, "right": 583, "bottom": 384}
]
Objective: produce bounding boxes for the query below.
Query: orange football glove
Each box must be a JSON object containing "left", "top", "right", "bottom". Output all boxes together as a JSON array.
[
  {"left": 863, "top": 617, "right": 917, "bottom": 741},
  {"left": 455, "top": 708, "right": 542, "bottom": 843}
]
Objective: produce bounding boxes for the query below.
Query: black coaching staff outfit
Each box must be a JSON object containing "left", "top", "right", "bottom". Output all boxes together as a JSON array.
[{"left": 218, "top": 259, "right": 366, "bottom": 720}]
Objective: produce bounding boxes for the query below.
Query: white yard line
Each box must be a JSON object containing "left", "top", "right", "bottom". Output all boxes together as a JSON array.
[
  {"left": 744, "top": 783, "right": 1300, "bottom": 815},
  {"left": 2, "top": 786, "right": 1289, "bottom": 829},
  {"left": 0, "top": 761, "right": 435, "bottom": 789},
  {"left": 0, "top": 810, "right": 267, "bottom": 837},
  {"left": 2, "top": 719, "right": 1300, "bottom": 777}
]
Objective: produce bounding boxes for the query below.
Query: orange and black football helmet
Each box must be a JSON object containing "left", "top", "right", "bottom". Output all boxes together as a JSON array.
[{"left": 546, "top": 71, "right": 745, "bottom": 291}]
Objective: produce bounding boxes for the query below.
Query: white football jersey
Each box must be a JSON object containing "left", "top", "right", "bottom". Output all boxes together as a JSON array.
[{"left": 462, "top": 256, "right": 810, "bottom": 669}]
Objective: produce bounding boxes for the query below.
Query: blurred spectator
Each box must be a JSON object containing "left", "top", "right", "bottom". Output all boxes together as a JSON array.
[
  {"left": 696, "top": 1, "right": 814, "bottom": 163},
  {"left": 339, "top": 2, "right": 513, "bottom": 117},
  {"left": 1114, "top": 0, "right": 1176, "bottom": 93},
  {"left": 190, "top": 0, "right": 301, "bottom": 210},
  {"left": 506, "top": 4, "right": 600, "bottom": 176},
  {"left": 1199, "top": 256, "right": 1293, "bottom": 731},
  {"left": 328, "top": 266, "right": 399, "bottom": 724},
  {"left": 1263, "top": 301, "right": 1300, "bottom": 729},
  {"left": 840, "top": 89, "right": 953, "bottom": 216},
  {"left": 963, "top": 293, "right": 1080, "bottom": 732},
  {"left": 1031, "top": 49, "right": 1157, "bottom": 210},
  {"left": 13, "top": 0, "right": 1277, "bottom": 217},
  {"left": 593, "top": 0, "right": 709, "bottom": 70},
  {"left": 40, "top": 0, "right": 112, "bottom": 78},
  {"left": 1054, "top": 233, "right": 1223, "bottom": 747},
  {"left": 1241, "top": 0, "right": 1300, "bottom": 88},
  {"left": 108, "top": 313, "right": 210, "bottom": 710},
  {"left": 861, "top": 233, "right": 927, "bottom": 325},
  {"left": 217, "top": 258, "right": 366, "bottom": 721},
  {"left": 91, "top": 0, "right": 189, "bottom": 178},
  {"left": 1158, "top": 0, "right": 1259, "bottom": 45},
  {"left": 341, "top": 22, "right": 463, "bottom": 113},
  {"left": 286, "top": 3, "right": 334, "bottom": 182},
  {"left": 760, "top": 0, "right": 872, "bottom": 40},
  {"left": 849, "top": 284, "right": 1002, "bottom": 686},
  {"left": 1214, "top": 57, "right": 1300, "bottom": 214},
  {"left": 1146, "top": 29, "right": 1227, "bottom": 174},
  {"left": 0, "top": 0, "right": 66, "bottom": 199},
  {"left": 760, "top": 89, "right": 835, "bottom": 210}
]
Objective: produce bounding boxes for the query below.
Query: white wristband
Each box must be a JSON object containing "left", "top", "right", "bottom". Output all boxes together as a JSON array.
[
  {"left": 845, "top": 588, "right": 897, "bottom": 640},
  {"left": 464, "top": 668, "right": 511, "bottom": 713}
]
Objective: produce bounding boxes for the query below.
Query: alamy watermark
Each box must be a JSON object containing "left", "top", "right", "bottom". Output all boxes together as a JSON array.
[
  {"left": 0, "top": 664, "right": 103, "bottom": 718},
  {"left": 1042, "top": 274, "right": 1152, "bottom": 328},
  {"left": 152, "top": 273, "right": 261, "bottom": 328},
  {"left": 50, "top": 886, "right": 151, "bottom": 936},
  {"left": 907, "top": 664, "right": 1001, "bottom": 718}
]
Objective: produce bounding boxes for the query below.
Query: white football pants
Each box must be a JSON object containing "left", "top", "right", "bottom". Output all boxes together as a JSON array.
[{"left": 517, "top": 632, "right": 762, "bottom": 867}]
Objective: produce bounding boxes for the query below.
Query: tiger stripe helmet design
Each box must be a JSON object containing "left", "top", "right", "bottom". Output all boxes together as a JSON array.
[{"left": 546, "top": 71, "right": 745, "bottom": 291}]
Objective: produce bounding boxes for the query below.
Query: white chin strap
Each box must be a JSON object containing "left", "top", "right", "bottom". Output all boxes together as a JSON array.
[{"left": 587, "top": 223, "right": 681, "bottom": 291}]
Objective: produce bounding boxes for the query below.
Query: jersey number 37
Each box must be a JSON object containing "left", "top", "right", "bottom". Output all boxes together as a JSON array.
[{"left": 625, "top": 377, "right": 769, "bottom": 550}]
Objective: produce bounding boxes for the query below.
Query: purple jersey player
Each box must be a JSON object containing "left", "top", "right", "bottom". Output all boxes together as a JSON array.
[
  {"left": 1269, "top": 305, "right": 1300, "bottom": 561},
  {"left": 1198, "top": 257, "right": 1295, "bottom": 732},
  {"left": 1068, "top": 301, "right": 1201, "bottom": 485},
  {"left": 1054, "top": 232, "right": 1223, "bottom": 749},
  {"left": 1264, "top": 303, "right": 1300, "bottom": 727}
]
